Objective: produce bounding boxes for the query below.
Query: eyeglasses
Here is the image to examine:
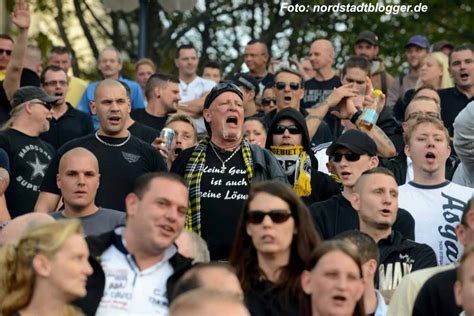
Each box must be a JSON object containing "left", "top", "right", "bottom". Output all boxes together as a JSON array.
[
  {"left": 261, "top": 97, "right": 276, "bottom": 106},
  {"left": 44, "top": 80, "right": 68, "bottom": 87},
  {"left": 331, "top": 151, "right": 361, "bottom": 162},
  {"left": 32, "top": 101, "right": 52, "bottom": 111},
  {"left": 406, "top": 111, "right": 441, "bottom": 121},
  {"left": 272, "top": 124, "right": 302, "bottom": 135},
  {"left": 247, "top": 209, "right": 292, "bottom": 224},
  {"left": 275, "top": 81, "right": 300, "bottom": 91},
  {"left": 0, "top": 49, "right": 12, "bottom": 56}
]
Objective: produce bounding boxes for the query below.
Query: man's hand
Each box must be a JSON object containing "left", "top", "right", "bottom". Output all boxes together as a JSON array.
[
  {"left": 325, "top": 83, "right": 359, "bottom": 108},
  {"left": 11, "top": 0, "right": 30, "bottom": 31},
  {"left": 330, "top": 96, "right": 358, "bottom": 120}
]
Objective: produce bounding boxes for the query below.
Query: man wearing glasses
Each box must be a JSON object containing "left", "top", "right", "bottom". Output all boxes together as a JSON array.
[
  {"left": 309, "top": 129, "right": 414, "bottom": 240},
  {"left": 39, "top": 65, "right": 93, "bottom": 149},
  {"left": 0, "top": 86, "right": 58, "bottom": 218},
  {"left": 265, "top": 107, "right": 339, "bottom": 205},
  {"left": 264, "top": 67, "right": 333, "bottom": 147},
  {"left": 381, "top": 96, "right": 456, "bottom": 184},
  {"left": 171, "top": 81, "right": 286, "bottom": 261}
]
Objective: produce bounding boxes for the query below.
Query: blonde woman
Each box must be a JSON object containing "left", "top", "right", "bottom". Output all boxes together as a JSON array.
[
  {"left": 0, "top": 220, "right": 92, "bottom": 316},
  {"left": 415, "top": 52, "right": 453, "bottom": 90}
]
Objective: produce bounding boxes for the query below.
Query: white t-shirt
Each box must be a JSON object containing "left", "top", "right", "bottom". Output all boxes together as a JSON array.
[
  {"left": 398, "top": 181, "right": 474, "bottom": 265},
  {"left": 96, "top": 228, "right": 176, "bottom": 316},
  {"left": 179, "top": 76, "right": 216, "bottom": 135}
]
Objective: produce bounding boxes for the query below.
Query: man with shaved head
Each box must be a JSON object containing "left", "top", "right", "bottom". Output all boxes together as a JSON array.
[
  {"left": 351, "top": 167, "right": 436, "bottom": 292},
  {"left": 78, "top": 46, "right": 145, "bottom": 129},
  {"left": 50, "top": 147, "right": 125, "bottom": 236},
  {"left": 0, "top": 212, "right": 54, "bottom": 245},
  {"left": 302, "top": 39, "right": 341, "bottom": 137},
  {"left": 35, "top": 79, "right": 167, "bottom": 213}
]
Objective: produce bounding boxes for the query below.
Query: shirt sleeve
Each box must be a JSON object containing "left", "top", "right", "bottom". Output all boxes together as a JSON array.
[
  {"left": 0, "top": 148, "right": 10, "bottom": 172},
  {"left": 453, "top": 101, "right": 474, "bottom": 177},
  {"left": 78, "top": 85, "right": 93, "bottom": 115}
]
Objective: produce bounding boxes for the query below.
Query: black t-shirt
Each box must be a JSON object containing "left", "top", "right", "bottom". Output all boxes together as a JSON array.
[
  {"left": 128, "top": 121, "right": 160, "bottom": 144},
  {"left": 40, "top": 104, "right": 94, "bottom": 149},
  {"left": 0, "top": 69, "right": 41, "bottom": 124},
  {"left": 302, "top": 76, "right": 342, "bottom": 137},
  {"left": 171, "top": 145, "right": 250, "bottom": 260},
  {"left": 0, "top": 129, "right": 55, "bottom": 218},
  {"left": 131, "top": 108, "right": 168, "bottom": 132},
  {"left": 40, "top": 133, "right": 167, "bottom": 211},
  {"left": 412, "top": 268, "right": 461, "bottom": 316},
  {"left": 439, "top": 87, "right": 474, "bottom": 136},
  {"left": 309, "top": 194, "right": 415, "bottom": 240}
]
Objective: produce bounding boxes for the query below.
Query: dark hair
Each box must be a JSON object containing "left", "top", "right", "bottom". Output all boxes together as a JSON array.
[
  {"left": 274, "top": 66, "right": 304, "bottom": 85},
  {"left": 244, "top": 116, "right": 267, "bottom": 133},
  {"left": 461, "top": 197, "right": 474, "bottom": 226},
  {"left": 0, "top": 34, "right": 14, "bottom": 44},
  {"left": 334, "top": 230, "right": 379, "bottom": 264},
  {"left": 48, "top": 46, "right": 71, "bottom": 58},
  {"left": 203, "top": 61, "right": 221, "bottom": 71},
  {"left": 40, "top": 65, "right": 68, "bottom": 84},
  {"left": 145, "top": 73, "right": 180, "bottom": 100},
  {"left": 448, "top": 44, "right": 474, "bottom": 66},
  {"left": 176, "top": 44, "right": 197, "bottom": 59},
  {"left": 262, "top": 81, "right": 275, "bottom": 94},
  {"left": 229, "top": 180, "right": 320, "bottom": 309},
  {"left": 170, "top": 262, "right": 237, "bottom": 302},
  {"left": 246, "top": 39, "right": 268, "bottom": 50},
  {"left": 341, "top": 56, "right": 371, "bottom": 77},
  {"left": 132, "top": 172, "right": 187, "bottom": 199},
  {"left": 305, "top": 240, "right": 365, "bottom": 316}
]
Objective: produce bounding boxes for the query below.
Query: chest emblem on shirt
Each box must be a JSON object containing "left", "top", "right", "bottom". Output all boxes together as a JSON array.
[
  {"left": 121, "top": 151, "right": 140, "bottom": 163},
  {"left": 27, "top": 154, "right": 48, "bottom": 180}
]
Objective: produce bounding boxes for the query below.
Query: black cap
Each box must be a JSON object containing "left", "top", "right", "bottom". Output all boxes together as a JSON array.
[
  {"left": 233, "top": 73, "right": 260, "bottom": 95},
  {"left": 11, "top": 86, "right": 59, "bottom": 108},
  {"left": 432, "top": 40, "right": 454, "bottom": 52},
  {"left": 326, "top": 129, "right": 377, "bottom": 156},
  {"left": 203, "top": 81, "right": 243, "bottom": 134},
  {"left": 356, "top": 31, "right": 378, "bottom": 46}
]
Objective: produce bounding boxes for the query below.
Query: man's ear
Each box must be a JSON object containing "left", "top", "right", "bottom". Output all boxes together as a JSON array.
[
  {"left": 90, "top": 101, "right": 97, "bottom": 115},
  {"left": 404, "top": 144, "right": 411, "bottom": 158},
  {"left": 369, "top": 155, "right": 379, "bottom": 168},
  {"left": 351, "top": 192, "right": 361, "bottom": 213},
  {"left": 300, "top": 270, "right": 313, "bottom": 295},
  {"left": 125, "top": 193, "right": 139, "bottom": 218},
  {"left": 56, "top": 174, "right": 61, "bottom": 190},
  {"left": 366, "top": 258, "right": 378, "bottom": 277},
  {"left": 203, "top": 108, "right": 211, "bottom": 123}
]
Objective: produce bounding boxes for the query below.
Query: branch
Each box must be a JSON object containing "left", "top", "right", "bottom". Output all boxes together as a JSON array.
[
  {"left": 73, "top": 0, "right": 99, "bottom": 60},
  {"left": 82, "top": 0, "right": 113, "bottom": 39},
  {"left": 54, "top": 0, "right": 81, "bottom": 76}
]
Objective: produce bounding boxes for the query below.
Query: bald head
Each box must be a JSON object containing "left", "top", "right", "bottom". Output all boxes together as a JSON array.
[
  {"left": 311, "top": 39, "right": 334, "bottom": 55},
  {"left": 0, "top": 213, "right": 54, "bottom": 246},
  {"left": 309, "top": 39, "right": 334, "bottom": 72},
  {"left": 59, "top": 147, "right": 99, "bottom": 174},
  {"left": 94, "top": 78, "right": 128, "bottom": 101}
]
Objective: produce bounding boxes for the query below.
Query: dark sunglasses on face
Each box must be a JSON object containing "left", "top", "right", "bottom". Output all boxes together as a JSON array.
[
  {"left": 272, "top": 124, "right": 302, "bottom": 135},
  {"left": 261, "top": 97, "right": 276, "bottom": 106},
  {"left": 247, "top": 209, "right": 292, "bottom": 224},
  {"left": 331, "top": 151, "right": 361, "bottom": 162},
  {"left": 0, "top": 49, "right": 12, "bottom": 56},
  {"left": 275, "top": 81, "right": 300, "bottom": 91}
]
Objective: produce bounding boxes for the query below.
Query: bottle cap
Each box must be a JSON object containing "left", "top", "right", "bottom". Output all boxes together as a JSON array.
[{"left": 372, "top": 89, "right": 383, "bottom": 98}]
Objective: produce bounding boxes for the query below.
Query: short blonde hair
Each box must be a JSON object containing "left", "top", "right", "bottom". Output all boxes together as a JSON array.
[
  {"left": 404, "top": 116, "right": 450, "bottom": 145},
  {"left": 135, "top": 58, "right": 156, "bottom": 72}
]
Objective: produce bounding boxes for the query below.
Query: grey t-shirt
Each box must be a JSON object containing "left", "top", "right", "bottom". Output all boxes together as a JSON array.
[{"left": 51, "top": 207, "right": 126, "bottom": 236}]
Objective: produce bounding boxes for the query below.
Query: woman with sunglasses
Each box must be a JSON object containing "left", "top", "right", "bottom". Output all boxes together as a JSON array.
[
  {"left": 0, "top": 220, "right": 93, "bottom": 316},
  {"left": 261, "top": 84, "right": 277, "bottom": 114},
  {"left": 229, "top": 180, "right": 321, "bottom": 316}
]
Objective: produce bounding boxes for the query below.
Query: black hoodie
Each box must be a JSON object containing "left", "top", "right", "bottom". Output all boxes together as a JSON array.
[{"left": 265, "top": 108, "right": 339, "bottom": 205}]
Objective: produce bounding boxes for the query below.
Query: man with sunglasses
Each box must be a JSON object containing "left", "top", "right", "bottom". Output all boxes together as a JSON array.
[
  {"left": 380, "top": 96, "right": 457, "bottom": 185},
  {"left": 0, "top": 86, "right": 58, "bottom": 218},
  {"left": 171, "top": 81, "right": 286, "bottom": 260},
  {"left": 264, "top": 67, "right": 333, "bottom": 147},
  {"left": 265, "top": 107, "right": 339, "bottom": 205},
  {"left": 39, "top": 65, "right": 94, "bottom": 149},
  {"left": 260, "top": 83, "right": 277, "bottom": 114},
  {"left": 0, "top": 34, "right": 13, "bottom": 81},
  {"left": 309, "top": 129, "right": 415, "bottom": 240}
]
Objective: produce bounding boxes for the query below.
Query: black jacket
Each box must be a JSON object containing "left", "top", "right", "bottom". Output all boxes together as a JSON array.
[
  {"left": 265, "top": 108, "right": 340, "bottom": 205},
  {"left": 245, "top": 279, "right": 300, "bottom": 316},
  {"left": 73, "top": 228, "right": 193, "bottom": 316},
  {"left": 310, "top": 194, "right": 415, "bottom": 240},
  {"left": 376, "top": 230, "right": 438, "bottom": 290},
  {"left": 412, "top": 268, "right": 461, "bottom": 316}
]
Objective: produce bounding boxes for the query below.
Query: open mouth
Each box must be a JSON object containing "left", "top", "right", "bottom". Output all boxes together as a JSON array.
[
  {"left": 425, "top": 152, "right": 436, "bottom": 161},
  {"left": 109, "top": 116, "right": 121, "bottom": 124},
  {"left": 332, "top": 295, "right": 347, "bottom": 303},
  {"left": 226, "top": 116, "right": 238, "bottom": 126},
  {"left": 54, "top": 92, "right": 63, "bottom": 97},
  {"left": 340, "top": 171, "right": 351, "bottom": 178},
  {"left": 284, "top": 96, "right": 292, "bottom": 102},
  {"left": 460, "top": 73, "right": 469, "bottom": 80},
  {"left": 380, "top": 209, "right": 391, "bottom": 215},
  {"left": 174, "top": 147, "right": 183, "bottom": 155}
]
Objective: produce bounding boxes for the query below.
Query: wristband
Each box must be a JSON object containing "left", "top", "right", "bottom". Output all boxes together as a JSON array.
[{"left": 350, "top": 110, "right": 362, "bottom": 125}]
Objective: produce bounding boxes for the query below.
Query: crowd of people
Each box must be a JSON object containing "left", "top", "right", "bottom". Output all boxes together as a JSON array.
[{"left": 0, "top": 0, "right": 473, "bottom": 315}]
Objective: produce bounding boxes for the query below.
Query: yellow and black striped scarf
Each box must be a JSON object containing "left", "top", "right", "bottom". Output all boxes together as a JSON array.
[{"left": 183, "top": 136, "right": 253, "bottom": 235}]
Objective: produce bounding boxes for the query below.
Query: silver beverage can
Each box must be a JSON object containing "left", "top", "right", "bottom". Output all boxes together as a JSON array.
[{"left": 160, "top": 128, "right": 175, "bottom": 150}]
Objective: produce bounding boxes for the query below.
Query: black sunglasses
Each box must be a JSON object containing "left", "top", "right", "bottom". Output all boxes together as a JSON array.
[
  {"left": 261, "top": 97, "right": 276, "bottom": 106},
  {"left": 273, "top": 124, "right": 302, "bottom": 135},
  {"left": 331, "top": 151, "right": 361, "bottom": 162},
  {"left": 0, "top": 49, "right": 12, "bottom": 56},
  {"left": 275, "top": 81, "right": 300, "bottom": 91},
  {"left": 247, "top": 209, "right": 292, "bottom": 224}
]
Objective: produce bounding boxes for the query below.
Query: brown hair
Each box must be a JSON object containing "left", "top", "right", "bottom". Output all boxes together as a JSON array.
[{"left": 404, "top": 116, "right": 450, "bottom": 145}]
